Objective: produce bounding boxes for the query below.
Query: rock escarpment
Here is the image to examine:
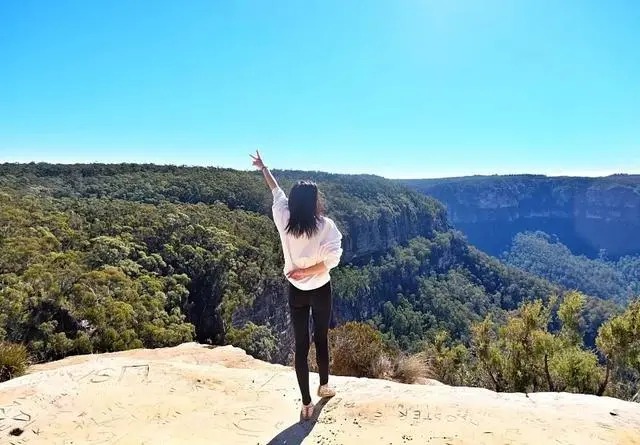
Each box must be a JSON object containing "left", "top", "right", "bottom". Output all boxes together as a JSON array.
[
  {"left": 1, "top": 343, "right": 639, "bottom": 445},
  {"left": 402, "top": 175, "right": 640, "bottom": 258}
]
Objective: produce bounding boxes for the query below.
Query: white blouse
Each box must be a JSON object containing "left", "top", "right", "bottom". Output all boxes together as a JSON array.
[{"left": 271, "top": 187, "right": 343, "bottom": 290}]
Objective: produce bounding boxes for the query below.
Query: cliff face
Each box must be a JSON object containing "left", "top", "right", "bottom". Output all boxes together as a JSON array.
[
  {"left": 401, "top": 175, "right": 640, "bottom": 258},
  {"left": 3, "top": 343, "right": 639, "bottom": 445},
  {"left": 341, "top": 204, "right": 446, "bottom": 260}
]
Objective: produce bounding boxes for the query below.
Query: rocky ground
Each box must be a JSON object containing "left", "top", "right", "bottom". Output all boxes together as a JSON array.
[{"left": 1, "top": 343, "right": 639, "bottom": 445}]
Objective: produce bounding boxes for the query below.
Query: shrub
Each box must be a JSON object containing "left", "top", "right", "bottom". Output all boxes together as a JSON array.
[
  {"left": 392, "top": 353, "right": 434, "bottom": 384},
  {"left": 370, "top": 354, "right": 394, "bottom": 380},
  {"left": 425, "top": 331, "right": 472, "bottom": 386},
  {"left": 549, "top": 346, "right": 602, "bottom": 394},
  {"left": 304, "top": 322, "right": 432, "bottom": 383},
  {"left": 328, "top": 322, "right": 390, "bottom": 378},
  {"left": 0, "top": 342, "right": 29, "bottom": 382},
  {"left": 226, "top": 322, "right": 277, "bottom": 362},
  {"left": 305, "top": 322, "right": 393, "bottom": 379}
]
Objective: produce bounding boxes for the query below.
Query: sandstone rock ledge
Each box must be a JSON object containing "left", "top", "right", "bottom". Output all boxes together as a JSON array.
[{"left": 1, "top": 343, "right": 639, "bottom": 445}]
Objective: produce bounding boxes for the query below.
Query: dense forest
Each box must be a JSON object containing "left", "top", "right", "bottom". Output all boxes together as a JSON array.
[
  {"left": 0, "top": 163, "right": 447, "bottom": 261},
  {"left": 401, "top": 174, "right": 640, "bottom": 259},
  {"left": 1, "top": 163, "right": 638, "bottom": 400},
  {"left": 504, "top": 231, "right": 640, "bottom": 304}
]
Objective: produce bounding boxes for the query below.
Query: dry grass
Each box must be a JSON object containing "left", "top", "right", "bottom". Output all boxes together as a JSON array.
[
  {"left": 298, "top": 322, "right": 433, "bottom": 384},
  {"left": 0, "top": 341, "right": 29, "bottom": 382},
  {"left": 370, "top": 354, "right": 394, "bottom": 380},
  {"left": 304, "top": 322, "right": 389, "bottom": 378},
  {"left": 392, "top": 352, "right": 434, "bottom": 384}
]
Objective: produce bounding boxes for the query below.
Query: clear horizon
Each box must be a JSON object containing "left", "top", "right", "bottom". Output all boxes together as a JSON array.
[
  {"left": 1, "top": 158, "right": 635, "bottom": 180},
  {"left": 1, "top": 1, "right": 639, "bottom": 178}
]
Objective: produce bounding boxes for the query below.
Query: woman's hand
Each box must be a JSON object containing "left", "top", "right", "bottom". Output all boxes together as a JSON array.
[
  {"left": 252, "top": 149, "right": 278, "bottom": 191},
  {"left": 287, "top": 262, "right": 328, "bottom": 280},
  {"left": 250, "top": 150, "right": 266, "bottom": 170},
  {"left": 287, "top": 268, "right": 308, "bottom": 280}
]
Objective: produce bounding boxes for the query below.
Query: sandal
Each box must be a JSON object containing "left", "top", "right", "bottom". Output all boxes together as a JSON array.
[
  {"left": 301, "top": 402, "right": 314, "bottom": 420},
  {"left": 317, "top": 384, "right": 336, "bottom": 398}
]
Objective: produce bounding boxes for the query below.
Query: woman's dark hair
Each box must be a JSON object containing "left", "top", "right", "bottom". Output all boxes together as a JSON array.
[{"left": 286, "top": 180, "right": 324, "bottom": 238}]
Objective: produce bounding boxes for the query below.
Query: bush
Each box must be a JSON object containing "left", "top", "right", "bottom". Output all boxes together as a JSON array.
[
  {"left": 305, "top": 322, "right": 392, "bottom": 379},
  {"left": 328, "top": 322, "right": 390, "bottom": 378},
  {"left": 370, "top": 354, "right": 394, "bottom": 380},
  {"left": 392, "top": 353, "right": 434, "bottom": 384},
  {"left": 425, "top": 331, "right": 473, "bottom": 386},
  {"left": 0, "top": 342, "right": 29, "bottom": 382},
  {"left": 304, "top": 322, "right": 432, "bottom": 383},
  {"left": 549, "top": 346, "right": 602, "bottom": 394},
  {"left": 226, "top": 322, "right": 277, "bottom": 362}
]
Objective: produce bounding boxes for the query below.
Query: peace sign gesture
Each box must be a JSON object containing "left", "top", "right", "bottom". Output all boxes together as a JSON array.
[{"left": 250, "top": 150, "right": 266, "bottom": 170}]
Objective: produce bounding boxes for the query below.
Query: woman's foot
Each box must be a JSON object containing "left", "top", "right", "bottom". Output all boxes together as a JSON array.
[
  {"left": 300, "top": 402, "right": 314, "bottom": 420},
  {"left": 317, "top": 384, "right": 336, "bottom": 398}
]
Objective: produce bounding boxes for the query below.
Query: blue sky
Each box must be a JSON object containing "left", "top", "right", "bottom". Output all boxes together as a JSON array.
[{"left": 1, "top": 0, "right": 638, "bottom": 178}]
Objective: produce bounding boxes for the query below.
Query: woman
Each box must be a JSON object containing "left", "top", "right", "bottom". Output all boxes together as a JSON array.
[{"left": 251, "top": 150, "right": 343, "bottom": 420}]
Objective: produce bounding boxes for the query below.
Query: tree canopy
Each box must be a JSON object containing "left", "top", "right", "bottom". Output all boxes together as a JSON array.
[{"left": 1, "top": 163, "right": 637, "bottom": 399}]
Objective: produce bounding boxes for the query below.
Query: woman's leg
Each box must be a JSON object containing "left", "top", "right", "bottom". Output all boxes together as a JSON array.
[
  {"left": 290, "top": 303, "right": 312, "bottom": 405},
  {"left": 311, "top": 282, "right": 332, "bottom": 386}
]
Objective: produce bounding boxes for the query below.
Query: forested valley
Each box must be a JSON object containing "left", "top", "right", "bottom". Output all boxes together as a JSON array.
[{"left": 1, "top": 163, "right": 638, "bottom": 401}]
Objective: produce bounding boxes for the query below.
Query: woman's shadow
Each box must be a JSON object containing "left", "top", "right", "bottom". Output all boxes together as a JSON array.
[{"left": 266, "top": 397, "right": 331, "bottom": 445}]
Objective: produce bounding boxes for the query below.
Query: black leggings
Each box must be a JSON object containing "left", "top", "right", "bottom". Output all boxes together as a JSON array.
[{"left": 289, "top": 281, "right": 332, "bottom": 405}]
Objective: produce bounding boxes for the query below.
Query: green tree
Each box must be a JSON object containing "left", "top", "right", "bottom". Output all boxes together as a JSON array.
[
  {"left": 226, "top": 322, "right": 277, "bottom": 362},
  {"left": 596, "top": 299, "right": 640, "bottom": 397},
  {"left": 425, "top": 331, "right": 472, "bottom": 386},
  {"left": 470, "top": 293, "right": 604, "bottom": 395}
]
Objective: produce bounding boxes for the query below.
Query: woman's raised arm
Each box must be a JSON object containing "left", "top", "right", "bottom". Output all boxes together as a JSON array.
[{"left": 250, "top": 150, "right": 279, "bottom": 191}]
